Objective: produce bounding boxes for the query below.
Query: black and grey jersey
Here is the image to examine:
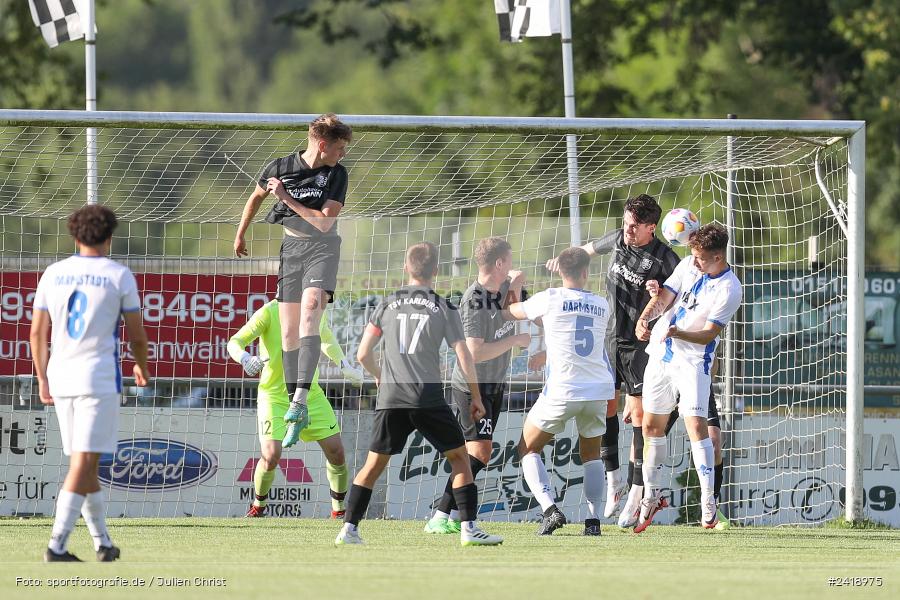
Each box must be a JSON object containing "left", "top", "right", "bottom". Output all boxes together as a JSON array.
[
  {"left": 592, "top": 229, "right": 680, "bottom": 344},
  {"left": 369, "top": 285, "right": 465, "bottom": 409},
  {"left": 261, "top": 153, "right": 348, "bottom": 238},
  {"left": 449, "top": 279, "right": 517, "bottom": 393}
]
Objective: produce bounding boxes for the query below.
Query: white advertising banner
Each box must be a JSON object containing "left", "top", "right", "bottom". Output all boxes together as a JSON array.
[{"left": 2, "top": 406, "right": 898, "bottom": 526}]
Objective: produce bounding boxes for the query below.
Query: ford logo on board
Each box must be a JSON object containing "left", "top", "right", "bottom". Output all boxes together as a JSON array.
[{"left": 98, "top": 438, "right": 217, "bottom": 491}]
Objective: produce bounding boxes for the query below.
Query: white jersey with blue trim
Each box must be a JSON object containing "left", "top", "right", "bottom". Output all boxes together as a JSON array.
[
  {"left": 521, "top": 287, "right": 616, "bottom": 402},
  {"left": 33, "top": 255, "right": 141, "bottom": 396},
  {"left": 647, "top": 256, "right": 742, "bottom": 370}
]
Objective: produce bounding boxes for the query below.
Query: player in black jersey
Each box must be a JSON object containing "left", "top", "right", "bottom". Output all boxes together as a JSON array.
[
  {"left": 425, "top": 237, "right": 530, "bottom": 534},
  {"left": 234, "top": 114, "right": 353, "bottom": 443},
  {"left": 546, "top": 194, "right": 679, "bottom": 524},
  {"left": 335, "top": 242, "right": 503, "bottom": 546}
]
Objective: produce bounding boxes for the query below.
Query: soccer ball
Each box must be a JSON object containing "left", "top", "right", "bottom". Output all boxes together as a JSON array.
[{"left": 661, "top": 208, "right": 700, "bottom": 246}]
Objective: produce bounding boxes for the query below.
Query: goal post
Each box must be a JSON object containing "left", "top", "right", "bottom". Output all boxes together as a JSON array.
[{"left": 0, "top": 109, "right": 865, "bottom": 524}]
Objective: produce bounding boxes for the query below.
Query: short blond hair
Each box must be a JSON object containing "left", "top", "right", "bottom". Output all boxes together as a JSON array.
[
  {"left": 309, "top": 113, "right": 352, "bottom": 143},
  {"left": 406, "top": 242, "right": 439, "bottom": 280}
]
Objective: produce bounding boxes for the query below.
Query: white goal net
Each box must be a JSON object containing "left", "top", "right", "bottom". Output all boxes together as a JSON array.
[{"left": 0, "top": 111, "right": 864, "bottom": 525}]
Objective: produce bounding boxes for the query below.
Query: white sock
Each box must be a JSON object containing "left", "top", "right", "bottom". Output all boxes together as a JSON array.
[
  {"left": 291, "top": 388, "right": 309, "bottom": 405},
  {"left": 48, "top": 490, "right": 85, "bottom": 554},
  {"left": 81, "top": 490, "right": 112, "bottom": 551},
  {"left": 343, "top": 522, "right": 357, "bottom": 533},
  {"left": 642, "top": 436, "right": 668, "bottom": 496},
  {"left": 521, "top": 452, "right": 555, "bottom": 512},
  {"left": 462, "top": 520, "right": 476, "bottom": 532},
  {"left": 627, "top": 484, "right": 644, "bottom": 504},
  {"left": 448, "top": 509, "right": 460, "bottom": 521},
  {"left": 583, "top": 459, "right": 605, "bottom": 519},
  {"left": 690, "top": 437, "right": 715, "bottom": 497},
  {"left": 432, "top": 510, "right": 450, "bottom": 520},
  {"left": 606, "top": 467, "right": 623, "bottom": 489}
]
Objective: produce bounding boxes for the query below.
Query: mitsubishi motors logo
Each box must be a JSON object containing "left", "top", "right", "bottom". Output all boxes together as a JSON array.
[{"left": 237, "top": 458, "right": 313, "bottom": 483}]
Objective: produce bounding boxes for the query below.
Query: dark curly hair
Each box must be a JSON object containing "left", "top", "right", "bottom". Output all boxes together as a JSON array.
[
  {"left": 624, "top": 194, "right": 662, "bottom": 225},
  {"left": 688, "top": 223, "right": 729, "bottom": 253},
  {"left": 67, "top": 204, "right": 118, "bottom": 246}
]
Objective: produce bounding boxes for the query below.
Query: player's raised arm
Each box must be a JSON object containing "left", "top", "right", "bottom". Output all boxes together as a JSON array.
[
  {"left": 265, "top": 181, "right": 343, "bottom": 234},
  {"left": 545, "top": 241, "right": 597, "bottom": 273},
  {"left": 664, "top": 321, "right": 723, "bottom": 346},
  {"left": 234, "top": 185, "right": 269, "bottom": 257},
  {"left": 635, "top": 287, "right": 676, "bottom": 341},
  {"left": 122, "top": 311, "right": 150, "bottom": 386}
]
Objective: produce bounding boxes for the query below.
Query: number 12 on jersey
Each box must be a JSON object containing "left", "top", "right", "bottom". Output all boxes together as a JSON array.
[{"left": 396, "top": 314, "right": 429, "bottom": 354}]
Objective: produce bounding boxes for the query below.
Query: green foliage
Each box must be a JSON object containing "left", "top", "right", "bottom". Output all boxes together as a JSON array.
[{"left": 1, "top": 0, "right": 897, "bottom": 265}]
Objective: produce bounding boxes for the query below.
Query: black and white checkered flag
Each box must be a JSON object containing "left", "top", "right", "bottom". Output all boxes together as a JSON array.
[
  {"left": 494, "top": 0, "right": 561, "bottom": 43},
  {"left": 28, "top": 0, "right": 86, "bottom": 48}
]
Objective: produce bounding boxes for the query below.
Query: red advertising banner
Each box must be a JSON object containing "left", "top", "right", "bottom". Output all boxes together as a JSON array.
[{"left": 1, "top": 272, "right": 277, "bottom": 378}]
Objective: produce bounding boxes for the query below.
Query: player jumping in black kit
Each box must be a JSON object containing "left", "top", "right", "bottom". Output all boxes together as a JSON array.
[{"left": 234, "top": 114, "right": 353, "bottom": 443}]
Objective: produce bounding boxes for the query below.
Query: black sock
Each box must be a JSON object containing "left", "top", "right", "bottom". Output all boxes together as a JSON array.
[
  {"left": 599, "top": 415, "right": 620, "bottom": 472},
  {"left": 714, "top": 462, "right": 724, "bottom": 501},
  {"left": 343, "top": 484, "right": 373, "bottom": 526},
  {"left": 631, "top": 426, "right": 644, "bottom": 486},
  {"left": 296, "top": 335, "right": 321, "bottom": 393},
  {"left": 627, "top": 461, "right": 635, "bottom": 486},
  {"left": 438, "top": 456, "right": 486, "bottom": 513},
  {"left": 452, "top": 482, "right": 479, "bottom": 523},
  {"left": 283, "top": 348, "right": 299, "bottom": 398}
]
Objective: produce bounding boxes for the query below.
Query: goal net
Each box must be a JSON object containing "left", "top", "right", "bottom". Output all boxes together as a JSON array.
[{"left": 0, "top": 111, "right": 862, "bottom": 525}]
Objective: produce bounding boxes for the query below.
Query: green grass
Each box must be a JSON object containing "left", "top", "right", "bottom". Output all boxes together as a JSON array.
[{"left": 0, "top": 519, "right": 898, "bottom": 599}]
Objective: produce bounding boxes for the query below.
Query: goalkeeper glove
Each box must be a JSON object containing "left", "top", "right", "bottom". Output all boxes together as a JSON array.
[
  {"left": 340, "top": 358, "right": 364, "bottom": 386},
  {"left": 283, "top": 422, "right": 302, "bottom": 448},
  {"left": 240, "top": 352, "right": 264, "bottom": 377}
]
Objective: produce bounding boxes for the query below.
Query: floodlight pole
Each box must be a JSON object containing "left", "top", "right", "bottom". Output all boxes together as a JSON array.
[
  {"left": 85, "top": 0, "right": 98, "bottom": 205},
  {"left": 560, "top": 0, "right": 581, "bottom": 246}
]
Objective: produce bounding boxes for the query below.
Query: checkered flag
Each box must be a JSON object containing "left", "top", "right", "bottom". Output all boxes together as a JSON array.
[
  {"left": 494, "top": 0, "right": 561, "bottom": 43},
  {"left": 28, "top": 0, "right": 88, "bottom": 48}
]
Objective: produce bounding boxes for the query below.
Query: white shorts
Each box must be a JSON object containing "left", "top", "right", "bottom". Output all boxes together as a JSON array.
[
  {"left": 54, "top": 394, "right": 120, "bottom": 455},
  {"left": 526, "top": 395, "right": 608, "bottom": 438},
  {"left": 642, "top": 360, "right": 711, "bottom": 418}
]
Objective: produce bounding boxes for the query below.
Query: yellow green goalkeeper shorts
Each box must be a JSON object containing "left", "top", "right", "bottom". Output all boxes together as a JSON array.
[{"left": 258, "top": 385, "right": 341, "bottom": 444}]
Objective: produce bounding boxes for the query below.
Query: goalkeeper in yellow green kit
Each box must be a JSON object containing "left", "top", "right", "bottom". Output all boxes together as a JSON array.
[{"left": 228, "top": 299, "right": 363, "bottom": 518}]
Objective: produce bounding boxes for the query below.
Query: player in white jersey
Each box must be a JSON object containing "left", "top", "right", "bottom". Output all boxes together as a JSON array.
[
  {"left": 505, "top": 247, "right": 616, "bottom": 536},
  {"left": 632, "top": 223, "right": 742, "bottom": 532},
  {"left": 30, "top": 205, "right": 150, "bottom": 562}
]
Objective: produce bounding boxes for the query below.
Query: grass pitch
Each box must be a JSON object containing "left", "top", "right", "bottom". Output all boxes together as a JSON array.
[{"left": 0, "top": 518, "right": 897, "bottom": 599}]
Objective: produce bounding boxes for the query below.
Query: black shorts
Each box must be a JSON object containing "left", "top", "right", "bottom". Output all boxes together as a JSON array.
[
  {"left": 613, "top": 341, "right": 649, "bottom": 397},
  {"left": 369, "top": 405, "right": 466, "bottom": 455},
  {"left": 449, "top": 383, "right": 505, "bottom": 441},
  {"left": 667, "top": 382, "right": 720, "bottom": 434},
  {"left": 276, "top": 235, "right": 341, "bottom": 303}
]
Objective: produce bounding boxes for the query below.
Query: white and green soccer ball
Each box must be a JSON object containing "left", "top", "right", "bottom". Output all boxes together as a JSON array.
[{"left": 661, "top": 208, "right": 700, "bottom": 246}]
